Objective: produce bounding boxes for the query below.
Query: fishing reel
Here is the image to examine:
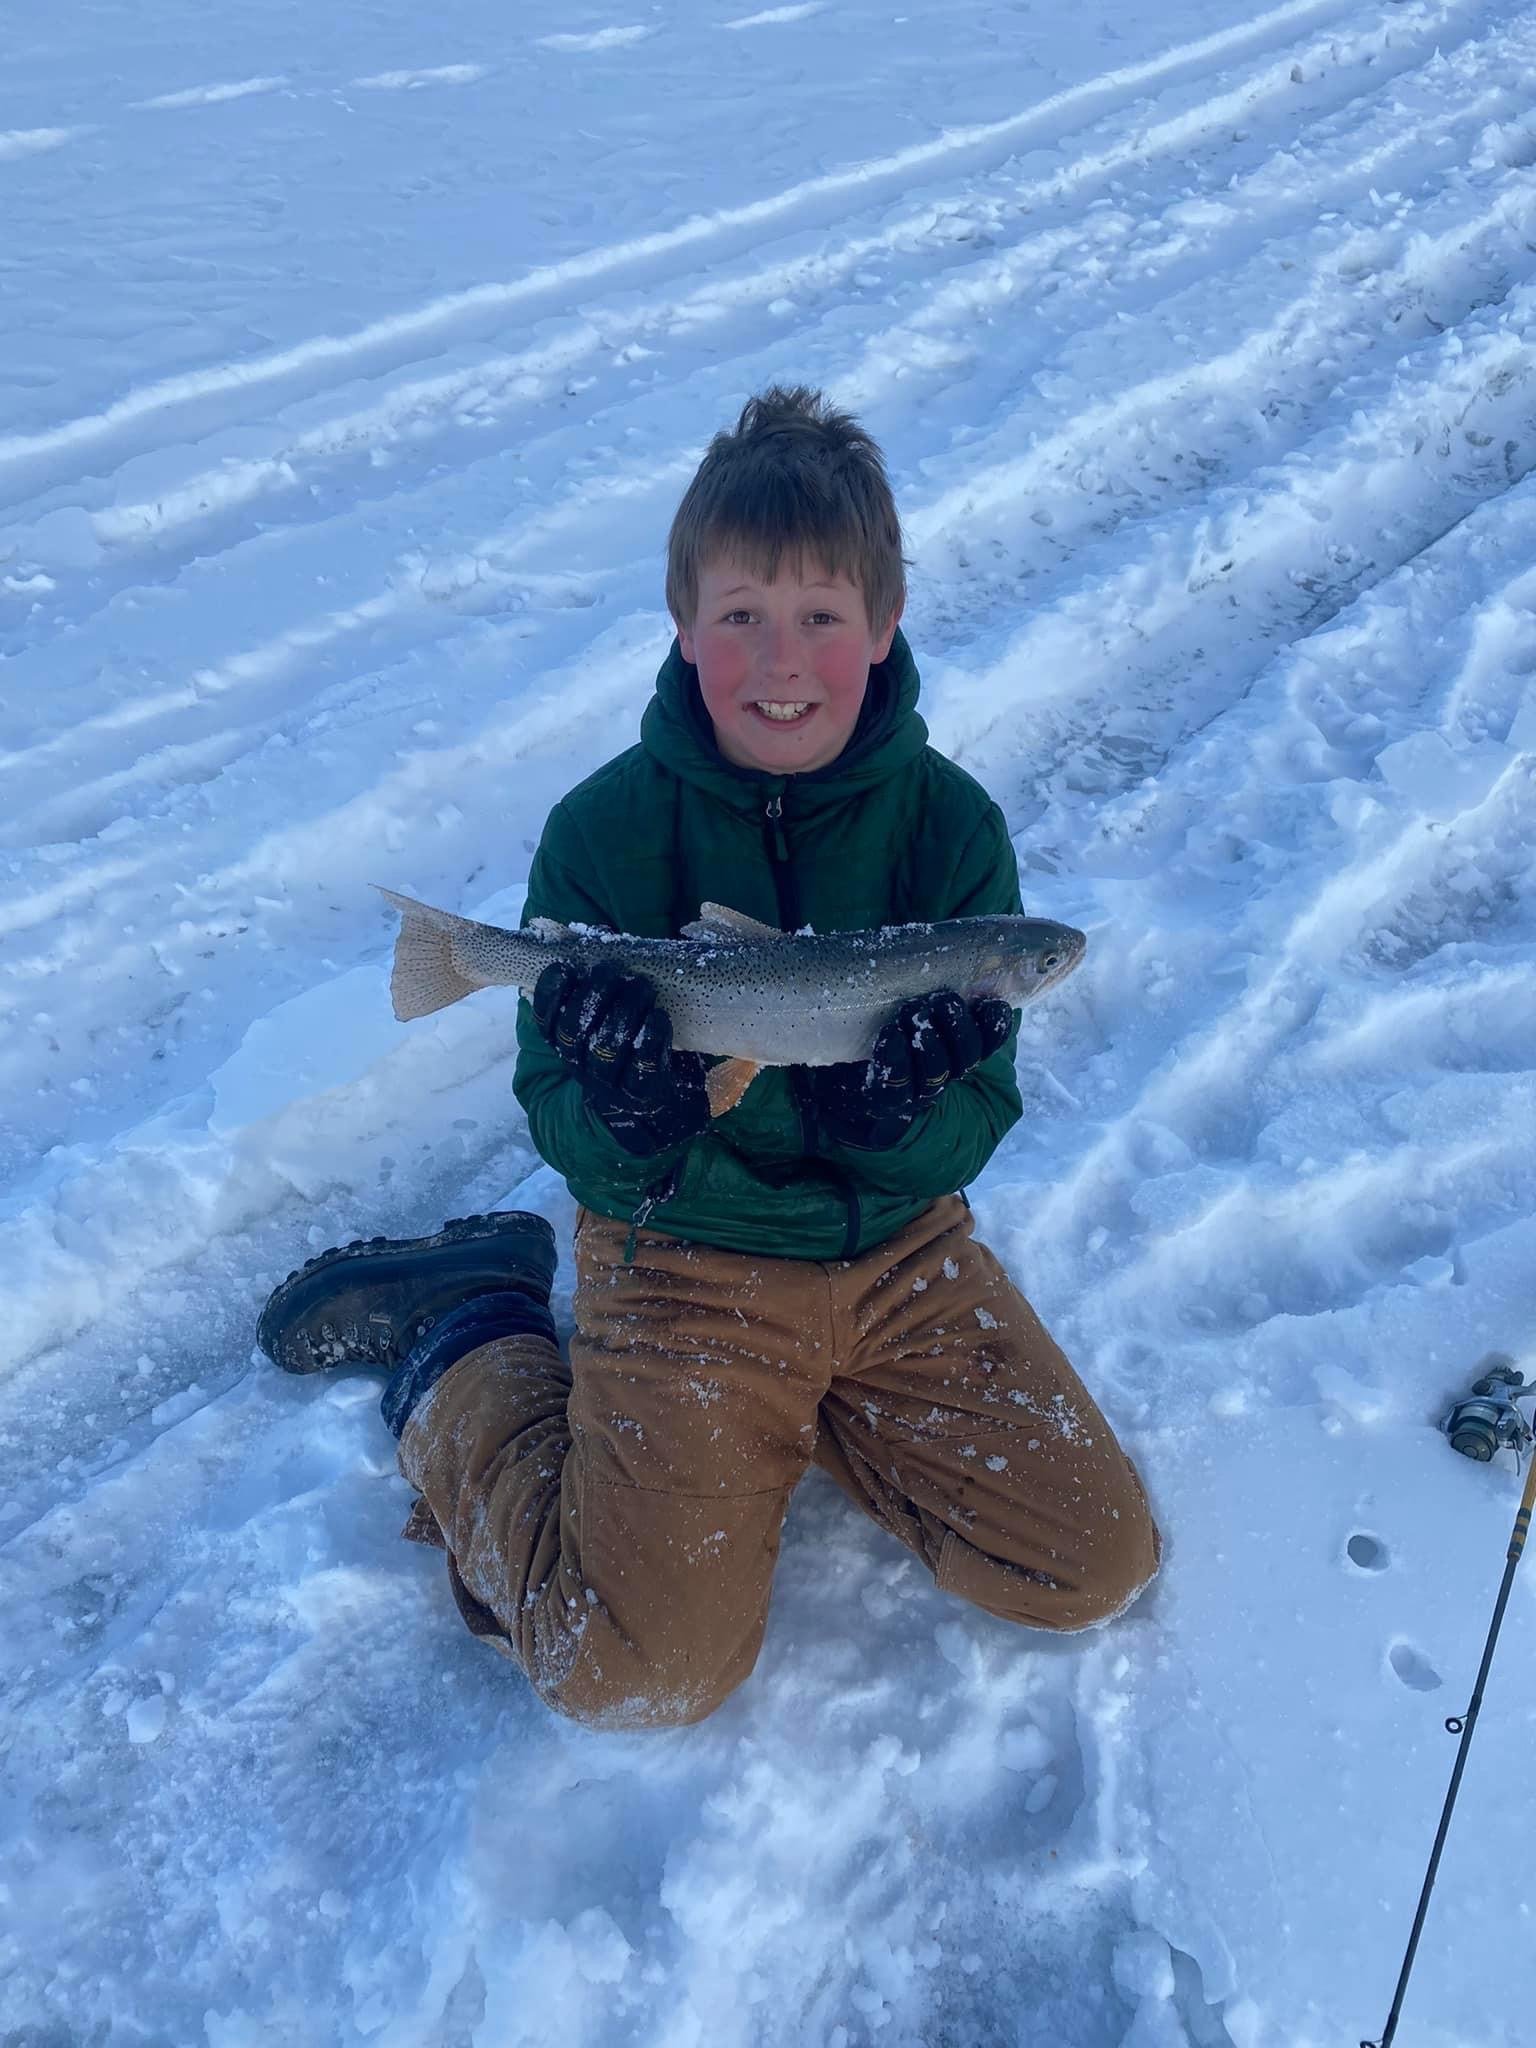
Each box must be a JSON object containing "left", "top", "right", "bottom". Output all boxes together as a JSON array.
[{"left": 1442, "top": 1355, "right": 1535, "bottom": 1466}]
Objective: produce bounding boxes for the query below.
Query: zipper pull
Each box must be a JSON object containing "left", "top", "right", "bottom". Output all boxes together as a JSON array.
[
  {"left": 625, "top": 1161, "right": 682, "bottom": 1265},
  {"left": 764, "top": 793, "right": 789, "bottom": 862}
]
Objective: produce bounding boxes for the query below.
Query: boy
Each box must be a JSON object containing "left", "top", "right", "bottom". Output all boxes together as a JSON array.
[{"left": 257, "top": 387, "right": 1160, "bottom": 1727}]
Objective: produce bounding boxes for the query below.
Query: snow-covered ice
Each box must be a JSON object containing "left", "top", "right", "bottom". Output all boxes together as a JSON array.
[{"left": 3, "top": 0, "right": 1535, "bottom": 2041}]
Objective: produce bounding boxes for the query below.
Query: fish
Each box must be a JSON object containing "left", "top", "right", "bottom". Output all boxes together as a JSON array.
[{"left": 378, "top": 887, "right": 1086, "bottom": 1116}]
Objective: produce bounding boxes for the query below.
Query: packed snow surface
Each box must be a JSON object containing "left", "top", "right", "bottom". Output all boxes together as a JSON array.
[{"left": 3, "top": 0, "right": 1536, "bottom": 2041}]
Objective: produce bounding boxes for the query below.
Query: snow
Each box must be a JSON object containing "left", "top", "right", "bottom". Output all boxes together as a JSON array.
[{"left": 3, "top": 0, "right": 1536, "bottom": 2041}]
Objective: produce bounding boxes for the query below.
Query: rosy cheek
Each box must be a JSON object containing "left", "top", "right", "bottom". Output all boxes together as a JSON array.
[
  {"left": 830, "top": 637, "right": 872, "bottom": 678},
  {"left": 820, "top": 648, "right": 869, "bottom": 708},
  {"left": 695, "top": 638, "right": 750, "bottom": 718}
]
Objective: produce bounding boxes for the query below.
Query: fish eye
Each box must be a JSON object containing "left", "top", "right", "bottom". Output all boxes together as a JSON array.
[{"left": 1042, "top": 951, "right": 1061, "bottom": 971}]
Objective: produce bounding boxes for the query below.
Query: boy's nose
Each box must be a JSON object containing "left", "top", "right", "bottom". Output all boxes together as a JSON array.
[{"left": 761, "top": 622, "right": 804, "bottom": 675}]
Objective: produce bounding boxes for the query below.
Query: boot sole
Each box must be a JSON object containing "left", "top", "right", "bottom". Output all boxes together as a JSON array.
[{"left": 257, "top": 1211, "right": 557, "bottom": 1375}]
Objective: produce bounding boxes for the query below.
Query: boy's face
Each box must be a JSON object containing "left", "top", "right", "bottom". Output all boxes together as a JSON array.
[{"left": 677, "top": 557, "right": 901, "bottom": 776}]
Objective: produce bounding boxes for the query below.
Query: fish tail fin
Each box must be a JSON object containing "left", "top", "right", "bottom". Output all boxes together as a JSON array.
[{"left": 376, "top": 887, "right": 489, "bottom": 1021}]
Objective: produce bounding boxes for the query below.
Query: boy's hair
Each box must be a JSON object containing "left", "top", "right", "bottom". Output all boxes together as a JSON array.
[{"left": 666, "top": 386, "right": 906, "bottom": 633}]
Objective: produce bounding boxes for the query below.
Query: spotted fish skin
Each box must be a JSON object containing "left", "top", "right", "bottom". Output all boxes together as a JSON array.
[{"left": 378, "top": 887, "right": 1085, "bottom": 1068}]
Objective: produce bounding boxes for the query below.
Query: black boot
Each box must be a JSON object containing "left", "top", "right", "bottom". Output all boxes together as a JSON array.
[{"left": 256, "top": 1211, "right": 557, "bottom": 1376}]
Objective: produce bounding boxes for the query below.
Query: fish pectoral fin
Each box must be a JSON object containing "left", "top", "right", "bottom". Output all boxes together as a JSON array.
[
  {"left": 525, "top": 916, "right": 571, "bottom": 942},
  {"left": 704, "top": 1057, "right": 761, "bottom": 1118},
  {"left": 683, "top": 903, "right": 785, "bottom": 942}
]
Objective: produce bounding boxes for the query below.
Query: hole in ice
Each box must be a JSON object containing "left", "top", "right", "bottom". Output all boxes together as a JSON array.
[{"left": 1346, "top": 1532, "right": 1389, "bottom": 1571}]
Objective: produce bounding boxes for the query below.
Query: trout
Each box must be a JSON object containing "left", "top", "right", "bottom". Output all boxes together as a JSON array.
[{"left": 379, "top": 887, "right": 1085, "bottom": 1115}]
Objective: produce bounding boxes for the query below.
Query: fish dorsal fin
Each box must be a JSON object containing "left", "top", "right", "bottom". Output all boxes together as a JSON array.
[
  {"left": 526, "top": 916, "right": 570, "bottom": 942},
  {"left": 682, "top": 902, "right": 784, "bottom": 942}
]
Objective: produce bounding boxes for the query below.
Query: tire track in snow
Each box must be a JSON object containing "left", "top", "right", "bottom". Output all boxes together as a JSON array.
[
  {"left": 890, "top": 145, "right": 1536, "bottom": 615},
  {"left": 2, "top": 93, "right": 1534, "bottom": 1188},
  {"left": 4, "top": 269, "right": 1534, "bottom": 1383},
  {"left": 995, "top": 479, "right": 1536, "bottom": 1381},
  {"left": 1, "top": 0, "right": 1531, "bottom": 1265},
  {"left": 0, "top": 616, "right": 664, "bottom": 1183},
  {"left": 0, "top": 0, "right": 1447, "bottom": 510},
  {"left": 919, "top": 278, "right": 1536, "bottom": 797},
  {"left": 0, "top": 0, "right": 1506, "bottom": 653},
  {"left": 2, "top": 0, "right": 1527, "bottom": 859},
  {"left": 9, "top": 116, "right": 1527, "bottom": 850}
]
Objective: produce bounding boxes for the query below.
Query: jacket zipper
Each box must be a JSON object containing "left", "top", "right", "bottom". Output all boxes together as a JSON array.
[
  {"left": 628, "top": 787, "right": 805, "bottom": 1266},
  {"left": 762, "top": 785, "right": 862, "bottom": 1262},
  {"left": 625, "top": 1156, "right": 683, "bottom": 1266}
]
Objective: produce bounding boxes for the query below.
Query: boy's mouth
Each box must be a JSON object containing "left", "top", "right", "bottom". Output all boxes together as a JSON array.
[{"left": 749, "top": 700, "right": 815, "bottom": 725}]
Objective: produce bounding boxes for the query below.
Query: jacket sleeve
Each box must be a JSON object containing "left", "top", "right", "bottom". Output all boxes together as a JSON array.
[
  {"left": 511, "top": 806, "right": 691, "bottom": 1204},
  {"left": 817, "top": 802, "right": 1026, "bottom": 1200}
]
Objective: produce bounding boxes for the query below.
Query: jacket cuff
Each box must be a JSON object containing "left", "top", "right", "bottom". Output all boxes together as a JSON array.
[{"left": 580, "top": 1097, "right": 695, "bottom": 1173}]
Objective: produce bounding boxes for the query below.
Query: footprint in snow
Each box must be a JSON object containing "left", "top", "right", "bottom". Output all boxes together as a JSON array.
[{"left": 1389, "top": 1641, "right": 1442, "bottom": 1692}]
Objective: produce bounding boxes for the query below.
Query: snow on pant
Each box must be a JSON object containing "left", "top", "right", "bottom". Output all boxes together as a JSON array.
[{"left": 395, "top": 1195, "right": 1161, "bottom": 1729}]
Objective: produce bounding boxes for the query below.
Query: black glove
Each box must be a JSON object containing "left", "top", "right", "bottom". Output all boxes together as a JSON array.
[
  {"left": 808, "top": 989, "right": 1013, "bottom": 1152},
  {"left": 532, "top": 959, "right": 710, "bottom": 1158}
]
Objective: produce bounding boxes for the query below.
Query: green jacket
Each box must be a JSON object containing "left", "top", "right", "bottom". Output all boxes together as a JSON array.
[{"left": 512, "top": 629, "right": 1024, "bottom": 1260}]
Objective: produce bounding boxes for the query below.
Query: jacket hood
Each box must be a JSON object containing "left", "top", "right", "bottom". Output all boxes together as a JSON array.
[{"left": 639, "top": 626, "right": 929, "bottom": 815}]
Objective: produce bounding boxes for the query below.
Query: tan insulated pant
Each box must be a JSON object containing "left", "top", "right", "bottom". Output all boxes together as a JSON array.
[{"left": 397, "top": 1195, "right": 1160, "bottom": 1728}]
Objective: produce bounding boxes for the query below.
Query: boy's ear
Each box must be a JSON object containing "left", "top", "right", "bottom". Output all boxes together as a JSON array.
[
  {"left": 871, "top": 599, "right": 904, "bottom": 664},
  {"left": 675, "top": 616, "right": 698, "bottom": 665}
]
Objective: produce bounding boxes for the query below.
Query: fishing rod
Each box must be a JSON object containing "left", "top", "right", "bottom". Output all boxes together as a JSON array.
[{"left": 1361, "top": 1356, "right": 1536, "bottom": 2048}]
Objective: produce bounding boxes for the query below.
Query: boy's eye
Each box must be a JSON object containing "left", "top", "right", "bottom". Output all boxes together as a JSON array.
[{"left": 717, "top": 607, "right": 840, "bottom": 625}]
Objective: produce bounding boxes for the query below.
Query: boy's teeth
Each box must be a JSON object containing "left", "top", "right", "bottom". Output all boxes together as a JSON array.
[{"left": 755, "top": 701, "right": 811, "bottom": 721}]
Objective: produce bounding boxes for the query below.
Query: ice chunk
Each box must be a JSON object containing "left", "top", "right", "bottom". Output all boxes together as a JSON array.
[
  {"left": 998, "top": 1724, "right": 1053, "bottom": 1773},
  {"left": 125, "top": 1695, "right": 167, "bottom": 1744}
]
